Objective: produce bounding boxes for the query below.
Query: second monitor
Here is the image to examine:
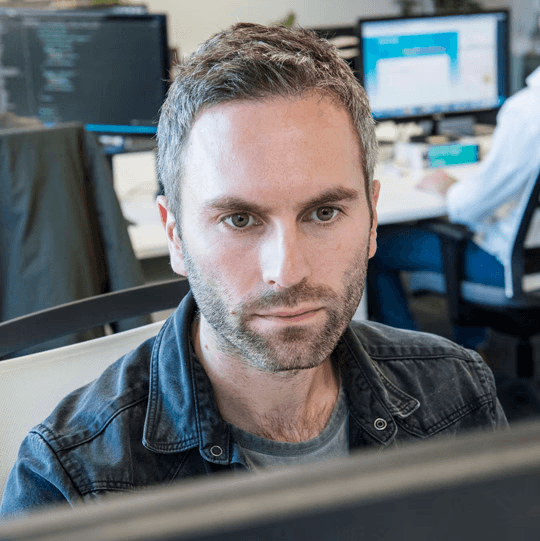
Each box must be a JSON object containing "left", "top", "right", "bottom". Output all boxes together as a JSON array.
[{"left": 356, "top": 10, "right": 510, "bottom": 129}]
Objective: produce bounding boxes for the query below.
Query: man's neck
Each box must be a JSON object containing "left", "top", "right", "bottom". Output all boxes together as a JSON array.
[{"left": 192, "top": 315, "right": 340, "bottom": 443}]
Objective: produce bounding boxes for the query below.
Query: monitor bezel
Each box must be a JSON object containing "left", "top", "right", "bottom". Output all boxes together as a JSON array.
[
  {"left": 1, "top": 418, "right": 539, "bottom": 541},
  {"left": 356, "top": 9, "right": 511, "bottom": 125}
]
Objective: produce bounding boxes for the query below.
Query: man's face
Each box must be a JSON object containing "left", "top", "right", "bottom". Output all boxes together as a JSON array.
[{"left": 160, "top": 95, "right": 379, "bottom": 373}]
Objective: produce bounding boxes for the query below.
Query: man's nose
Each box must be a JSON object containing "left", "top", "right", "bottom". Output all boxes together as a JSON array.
[{"left": 260, "top": 225, "right": 311, "bottom": 289}]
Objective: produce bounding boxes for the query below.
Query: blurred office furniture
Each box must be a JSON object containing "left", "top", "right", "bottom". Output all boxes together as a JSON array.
[
  {"left": 0, "top": 278, "right": 189, "bottom": 359},
  {"left": 405, "top": 168, "right": 540, "bottom": 378},
  {"left": 522, "top": 10, "right": 540, "bottom": 87},
  {"left": 1, "top": 418, "right": 539, "bottom": 540},
  {"left": 0, "top": 278, "right": 190, "bottom": 499},
  {"left": 0, "top": 123, "right": 152, "bottom": 357},
  {"left": 112, "top": 150, "right": 170, "bottom": 260},
  {"left": 311, "top": 25, "right": 359, "bottom": 72},
  {"left": 375, "top": 158, "right": 483, "bottom": 223}
]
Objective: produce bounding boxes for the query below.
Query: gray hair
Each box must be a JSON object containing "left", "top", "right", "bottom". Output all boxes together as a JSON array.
[{"left": 156, "top": 22, "right": 378, "bottom": 222}]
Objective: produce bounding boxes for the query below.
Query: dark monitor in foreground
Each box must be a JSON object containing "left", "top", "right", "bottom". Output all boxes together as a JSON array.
[
  {"left": 0, "top": 9, "right": 170, "bottom": 135},
  {"left": 1, "top": 419, "right": 539, "bottom": 540},
  {"left": 357, "top": 10, "right": 510, "bottom": 131}
]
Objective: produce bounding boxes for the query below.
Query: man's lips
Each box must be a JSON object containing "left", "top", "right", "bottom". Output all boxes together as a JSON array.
[{"left": 254, "top": 307, "right": 323, "bottom": 321}]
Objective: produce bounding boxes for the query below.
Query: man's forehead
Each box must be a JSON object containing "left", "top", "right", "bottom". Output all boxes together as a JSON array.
[
  {"left": 180, "top": 95, "right": 366, "bottom": 210},
  {"left": 188, "top": 95, "right": 354, "bottom": 144}
]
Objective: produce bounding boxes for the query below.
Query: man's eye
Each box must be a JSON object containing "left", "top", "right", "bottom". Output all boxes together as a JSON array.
[
  {"left": 311, "top": 207, "right": 339, "bottom": 222},
  {"left": 223, "top": 213, "right": 257, "bottom": 229}
]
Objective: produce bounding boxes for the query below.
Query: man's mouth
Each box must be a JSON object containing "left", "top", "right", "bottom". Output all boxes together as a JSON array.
[{"left": 255, "top": 307, "right": 323, "bottom": 322}]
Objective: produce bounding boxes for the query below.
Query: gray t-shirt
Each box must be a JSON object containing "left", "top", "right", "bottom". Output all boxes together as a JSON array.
[{"left": 229, "top": 390, "right": 349, "bottom": 471}]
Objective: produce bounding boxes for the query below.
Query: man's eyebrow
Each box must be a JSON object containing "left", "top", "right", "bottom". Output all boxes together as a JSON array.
[
  {"left": 202, "top": 196, "right": 269, "bottom": 216},
  {"left": 299, "top": 187, "right": 360, "bottom": 212},
  {"left": 203, "top": 187, "right": 361, "bottom": 216}
]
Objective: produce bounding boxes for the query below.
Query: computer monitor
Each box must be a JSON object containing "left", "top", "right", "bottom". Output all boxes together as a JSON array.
[
  {"left": 1, "top": 419, "right": 540, "bottom": 540},
  {"left": 356, "top": 11, "right": 510, "bottom": 133},
  {"left": 0, "top": 9, "right": 170, "bottom": 135}
]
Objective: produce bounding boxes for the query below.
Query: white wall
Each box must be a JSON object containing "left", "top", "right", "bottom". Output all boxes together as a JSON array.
[{"left": 131, "top": 0, "right": 400, "bottom": 56}]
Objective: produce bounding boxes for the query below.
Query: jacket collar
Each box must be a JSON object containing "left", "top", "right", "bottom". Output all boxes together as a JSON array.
[
  {"left": 337, "top": 326, "right": 420, "bottom": 445},
  {"left": 142, "top": 293, "right": 420, "bottom": 459},
  {"left": 142, "top": 292, "right": 232, "bottom": 465}
]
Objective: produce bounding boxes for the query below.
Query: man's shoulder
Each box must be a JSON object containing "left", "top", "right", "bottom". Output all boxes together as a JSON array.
[
  {"left": 346, "top": 320, "right": 492, "bottom": 390},
  {"left": 348, "top": 319, "right": 476, "bottom": 360},
  {"left": 34, "top": 336, "right": 156, "bottom": 452},
  {"left": 344, "top": 321, "right": 506, "bottom": 438},
  {"left": 4, "top": 333, "right": 201, "bottom": 509}
]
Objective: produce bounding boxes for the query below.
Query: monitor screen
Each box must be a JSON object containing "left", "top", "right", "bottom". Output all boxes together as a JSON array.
[
  {"left": 357, "top": 11, "right": 509, "bottom": 122},
  {"left": 0, "top": 9, "right": 170, "bottom": 135}
]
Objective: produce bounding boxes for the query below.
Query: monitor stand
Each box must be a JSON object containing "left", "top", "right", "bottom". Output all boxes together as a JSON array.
[{"left": 409, "top": 115, "right": 475, "bottom": 144}]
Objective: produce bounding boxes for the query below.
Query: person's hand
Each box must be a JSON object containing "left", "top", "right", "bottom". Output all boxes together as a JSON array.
[{"left": 416, "top": 170, "right": 457, "bottom": 196}]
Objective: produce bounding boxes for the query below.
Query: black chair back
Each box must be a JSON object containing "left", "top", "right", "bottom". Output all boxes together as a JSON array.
[{"left": 0, "top": 278, "right": 190, "bottom": 360}]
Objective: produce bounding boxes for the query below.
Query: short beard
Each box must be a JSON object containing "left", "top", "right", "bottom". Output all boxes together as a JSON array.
[{"left": 183, "top": 241, "right": 370, "bottom": 373}]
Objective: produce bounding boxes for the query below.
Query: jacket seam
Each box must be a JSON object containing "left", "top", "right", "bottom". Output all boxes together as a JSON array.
[
  {"left": 472, "top": 356, "right": 497, "bottom": 423},
  {"left": 397, "top": 394, "right": 492, "bottom": 437},
  {"left": 77, "top": 453, "right": 191, "bottom": 495},
  {"left": 40, "top": 394, "right": 149, "bottom": 452},
  {"left": 167, "top": 451, "right": 192, "bottom": 483},
  {"left": 143, "top": 320, "right": 168, "bottom": 443},
  {"left": 145, "top": 437, "right": 199, "bottom": 453},
  {"left": 28, "top": 431, "right": 84, "bottom": 500},
  {"left": 368, "top": 351, "right": 478, "bottom": 363},
  {"left": 369, "top": 362, "right": 420, "bottom": 416},
  {"left": 80, "top": 481, "right": 148, "bottom": 495}
]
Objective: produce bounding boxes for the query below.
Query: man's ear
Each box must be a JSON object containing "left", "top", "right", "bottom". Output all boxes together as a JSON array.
[
  {"left": 368, "top": 179, "right": 380, "bottom": 259},
  {"left": 156, "top": 196, "right": 187, "bottom": 276}
]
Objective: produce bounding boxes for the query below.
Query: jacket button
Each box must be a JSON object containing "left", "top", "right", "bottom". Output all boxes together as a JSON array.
[
  {"left": 374, "top": 418, "right": 387, "bottom": 430},
  {"left": 210, "top": 445, "right": 223, "bottom": 457}
]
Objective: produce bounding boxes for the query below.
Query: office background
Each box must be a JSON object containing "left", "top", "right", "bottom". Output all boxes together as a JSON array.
[
  {"left": 129, "top": 0, "right": 539, "bottom": 94},
  {"left": 1, "top": 3, "right": 540, "bottom": 535}
]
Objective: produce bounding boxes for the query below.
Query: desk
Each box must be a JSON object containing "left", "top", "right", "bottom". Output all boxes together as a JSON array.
[
  {"left": 113, "top": 151, "right": 167, "bottom": 259},
  {"left": 376, "top": 161, "right": 482, "bottom": 225}
]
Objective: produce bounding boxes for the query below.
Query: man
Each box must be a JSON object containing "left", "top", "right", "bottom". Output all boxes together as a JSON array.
[
  {"left": 369, "top": 65, "right": 540, "bottom": 349},
  {"left": 0, "top": 23, "right": 507, "bottom": 518}
]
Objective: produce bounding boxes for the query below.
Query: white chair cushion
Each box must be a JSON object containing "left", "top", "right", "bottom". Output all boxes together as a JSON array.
[{"left": 0, "top": 320, "right": 165, "bottom": 500}]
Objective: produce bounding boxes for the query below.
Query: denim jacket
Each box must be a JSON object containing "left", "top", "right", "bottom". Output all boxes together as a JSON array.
[{"left": 0, "top": 293, "right": 507, "bottom": 518}]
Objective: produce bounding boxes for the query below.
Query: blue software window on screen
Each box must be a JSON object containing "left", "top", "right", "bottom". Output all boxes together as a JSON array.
[{"left": 358, "top": 12, "right": 509, "bottom": 121}]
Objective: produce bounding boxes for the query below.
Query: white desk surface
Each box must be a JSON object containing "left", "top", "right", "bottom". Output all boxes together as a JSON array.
[
  {"left": 375, "top": 161, "right": 481, "bottom": 225},
  {"left": 113, "top": 149, "right": 483, "bottom": 260}
]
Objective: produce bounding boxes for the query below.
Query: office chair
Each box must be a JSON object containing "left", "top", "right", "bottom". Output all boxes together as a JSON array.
[
  {"left": 0, "top": 123, "right": 150, "bottom": 356},
  {"left": 406, "top": 168, "right": 540, "bottom": 378},
  {"left": 0, "top": 278, "right": 190, "bottom": 360},
  {"left": 0, "top": 278, "right": 190, "bottom": 500}
]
